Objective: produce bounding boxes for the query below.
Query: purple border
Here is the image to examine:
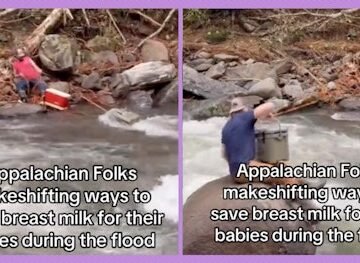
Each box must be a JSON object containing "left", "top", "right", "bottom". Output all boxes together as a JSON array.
[
  {"left": 0, "top": 255, "right": 358, "bottom": 262},
  {"left": 177, "top": 8, "right": 184, "bottom": 256},
  {"left": 0, "top": 0, "right": 359, "bottom": 8}
]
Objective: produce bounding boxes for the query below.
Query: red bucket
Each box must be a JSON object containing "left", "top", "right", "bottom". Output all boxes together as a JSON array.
[{"left": 44, "top": 88, "right": 71, "bottom": 110}]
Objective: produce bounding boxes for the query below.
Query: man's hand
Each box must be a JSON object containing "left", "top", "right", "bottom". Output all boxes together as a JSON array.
[
  {"left": 29, "top": 58, "right": 42, "bottom": 75},
  {"left": 254, "top": 102, "right": 275, "bottom": 120}
]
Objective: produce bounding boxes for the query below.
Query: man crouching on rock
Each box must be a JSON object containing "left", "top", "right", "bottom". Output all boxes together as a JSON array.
[
  {"left": 11, "top": 47, "right": 47, "bottom": 103},
  {"left": 221, "top": 97, "right": 302, "bottom": 186}
]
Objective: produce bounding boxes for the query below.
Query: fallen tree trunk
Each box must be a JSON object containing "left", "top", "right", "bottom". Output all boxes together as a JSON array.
[
  {"left": 25, "top": 9, "right": 70, "bottom": 54},
  {"left": 0, "top": 9, "right": 17, "bottom": 18}
]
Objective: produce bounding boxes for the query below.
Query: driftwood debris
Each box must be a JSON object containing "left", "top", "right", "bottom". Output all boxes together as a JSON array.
[
  {"left": 106, "top": 9, "right": 127, "bottom": 44},
  {"left": 25, "top": 9, "right": 73, "bottom": 54},
  {"left": 129, "top": 10, "right": 162, "bottom": 27},
  {"left": 135, "top": 8, "right": 176, "bottom": 51}
]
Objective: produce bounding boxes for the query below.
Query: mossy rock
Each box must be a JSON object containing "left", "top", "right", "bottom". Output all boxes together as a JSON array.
[
  {"left": 205, "top": 30, "right": 229, "bottom": 44},
  {"left": 86, "top": 35, "right": 118, "bottom": 52}
]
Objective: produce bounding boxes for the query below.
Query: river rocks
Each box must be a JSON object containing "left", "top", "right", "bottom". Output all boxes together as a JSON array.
[
  {"left": 127, "top": 90, "right": 153, "bottom": 110},
  {"left": 39, "top": 34, "right": 78, "bottom": 72},
  {"left": 184, "top": 176, "right": 317, "bottom": 255},
  {"left": 120, "top": 51, "right": 137, "bottom": 63},
  {"left": 268, "top": 98, "right": 291, "bottom": 112},
  {"left": 214, "top": 53, "right": 239, "bottom": 62},
  {"left": 206, "top": 61, "right": 226, "bottom": 79},
  {"left": 183, "top": 65, "right": 247, "bottom": 99},
  {"left": 97, "top": 90, "right": 115, "bottom": 105},
  {"left": 282, "top": 80, "right": 305, "bottom": 100},
  {"left": 338, "top": 97, "right": 360, "bottom": 111},
  {"left": 153, "top": 78, "right": 178, "bottom": 106},
  {"left": 194, "top": 51, "right": 212, "bottom": 59},
  {"left": 86, "top": 36, "right": 116, "bottom": 52},
  {"left": 224, "top": 62, "right": 277, "bottom": 85},
  {"left": 195, "top": 63, "right": 212, "bottom": 72},
  {"left": 248, "top": 78, "right": 281, "bottom": 99},
  {"left": 242, "top": 58, "right": 255, "bottom": 65},
  {"left": 90, "top": 51, "right": 119, "bottom": 65},
  {"left": 327, "top": 81, "right": 337, "bottom": 91},
  {"left": 185, "top": 95, "right": 262, "bottom": 119},
  {"left": 0, "top": 103, "right": 44, "bottom": 117},
  {"left": 48, "top": 82, "right": 70, "bottom": 93},
  {"left": 188, "top": 58, "right": 214, "bottom": 70},
  {"left": 112, "top": 61, "right": 176, "bottom": 98},
  {"left": 105, "top": 108, "right": 140, "bottom": 124},
  {"left": 81, "top": 72, "right": 102, "bottom": 90},
  {"left": 141, "top": 39, "right": 169, "bottom": 62},
  {"left": 272, "top": 58, "right": 293, "bottom": 75},
  {"left": 321, "top": 68, "right": 338, "bottom": 82},
  {"left": 228, "top": 61, "right": 238, "bottom": 67}
]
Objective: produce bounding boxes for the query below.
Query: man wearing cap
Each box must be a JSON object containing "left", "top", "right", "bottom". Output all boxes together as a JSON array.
[
  {"left": 221, "top": 97, "right": 302, "bottom": 185},
  {"left": 11, "top": 47, "right": 47, "bottom": 103}
]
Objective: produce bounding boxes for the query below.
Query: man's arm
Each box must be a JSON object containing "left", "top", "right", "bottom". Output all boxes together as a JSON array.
[
  {"left": 29, "top": 58, "right": 42, "bottom": 74},
  {"left": 254, "top": 102, "right": 274, "bottom": 120}
]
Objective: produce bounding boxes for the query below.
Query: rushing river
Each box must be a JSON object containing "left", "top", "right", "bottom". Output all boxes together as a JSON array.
[
  {"left": 0, "top": 105, "right": 178, "bottom": 255},
  {"left": 183, "top": 108, "right": 360, "bottom": 254}
]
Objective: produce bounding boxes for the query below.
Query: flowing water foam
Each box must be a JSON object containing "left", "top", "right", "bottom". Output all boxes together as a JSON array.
[
  {"left": 98, "top": 110, "right": 178, "bottom": 139},
  {"left": 144, "top": 174, "right": 178, "bottom": 224}
]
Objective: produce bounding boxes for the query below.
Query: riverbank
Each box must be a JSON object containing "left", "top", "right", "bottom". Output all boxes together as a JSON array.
[
  {"left": 0, "top": 9, "right": 178, "bottom": 117},
  {"left": 183, "top": 9, "right": 360, "bottom": 120}
]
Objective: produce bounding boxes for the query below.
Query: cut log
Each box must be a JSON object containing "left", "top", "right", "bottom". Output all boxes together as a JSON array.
[{"left": 25, "top": 9, "right": 70, "bottom": 54}]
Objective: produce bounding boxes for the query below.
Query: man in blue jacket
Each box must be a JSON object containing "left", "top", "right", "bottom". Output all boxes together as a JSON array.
[{"left": 221, "top": 97, "right": 302, "bottom": 185}]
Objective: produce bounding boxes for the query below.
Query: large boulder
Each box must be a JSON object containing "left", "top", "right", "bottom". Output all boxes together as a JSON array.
[
  {"left": 268, "top": 98, "right": 291, "bottom": 112},
  {"left": 183, "top": 65, "right": 247, "bottom": 99},
  {"left": 185, "top": 95, "right": 262, "bottom": 119},
  {"left": 206, "top": 61, "right": 226, "bottom": 79},
  {"left": 184, "top": 176, "right": 317, "bottom": 255},
  {"left": 0, "top": 103, "right": 44, "bottom": 117},
  {"left": 282, "top": 80, "right": 305, "bottom": 100},
  {"left": 248, "top": 78, "right": 282, "bottom": 99},
  {"left": 127, "top": 90, "right": 153, "bottom": 110},
  {"left": 39, "top": 34, "right": 78, "bottom": 72},
  {"left": 141, "top": 39, "right": 169, "bottom": 62},
  {"left": 111, "top": 61, "right": 176, "bottom": 98},
  {"left": 153, "top": 78, "right": 178, "bottom": 106},
  {"left": 338, "top": 97, "right": 360, "bottom": 111},
  {"left": 81, "top": 72, "right": 102, "bottom": 90}
]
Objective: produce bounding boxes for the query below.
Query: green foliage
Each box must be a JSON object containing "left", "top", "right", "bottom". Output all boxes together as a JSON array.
[
  {"left": 184, "top": 10, "right": 209, "bottom": 28},
  {"left": 205, "top": 29, "right": 229, "bottom": 44}
]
